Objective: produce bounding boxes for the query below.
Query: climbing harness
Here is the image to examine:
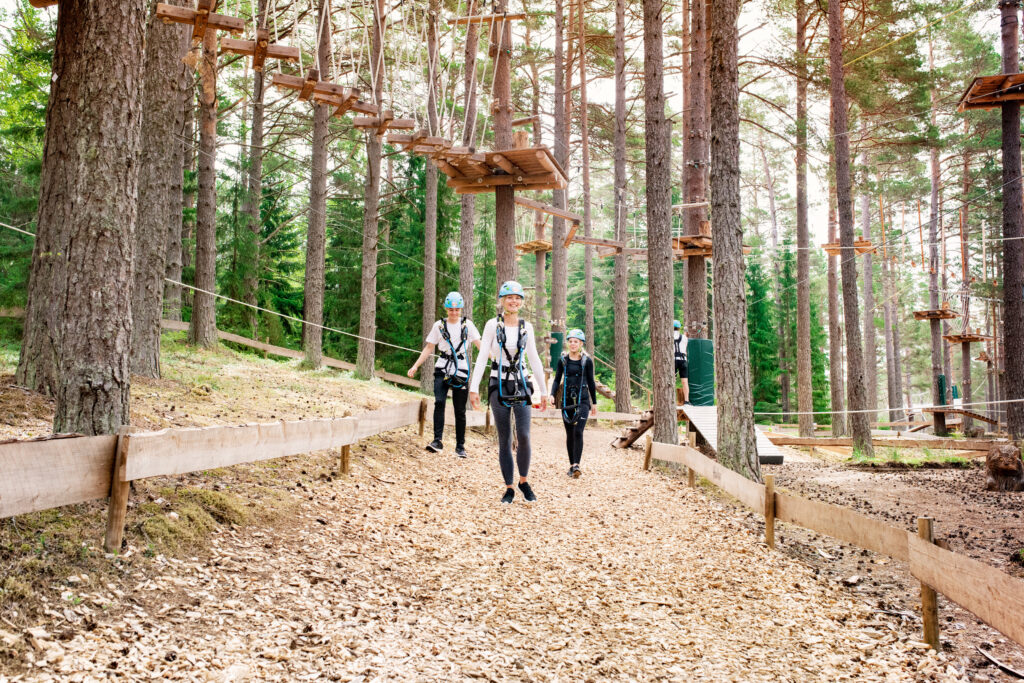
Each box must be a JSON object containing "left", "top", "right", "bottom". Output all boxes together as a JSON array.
[
  {"left": 559, "top": 353, "right": 591, "bottom": 426},
  {"left": 438, "top": 317, "right": 469, "bottom": 389},
  {"left": 674, "top": 331, "right": 687, "bottom": 361},
  {"left": 491, "top": 317, "right": 532, "bottom": 407}
]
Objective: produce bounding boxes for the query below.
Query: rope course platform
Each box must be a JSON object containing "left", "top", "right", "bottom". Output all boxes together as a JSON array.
[
  {"left": 958, "top": 73, "right": 1024, "bottom": 111},
  {"left": 514, "top": 239, "right": 552, "bottom": 254},
  {"left": 514, "top": 196, "right": 581, "bottom": 223},
  {"left": 821, "top": 239, "right": 874, "bottom": 256},
  {"left": 437, "top": 146, "right": 568, "bottom": 195},
  {"left": 562, "top": 221, "right": 625, "bottom": 250},
  {"left": 682, "top": 405, "right": 784, "bottom": 465},
  {"left": 943, "top": 331, "right": 992, "bottom": 344},
  {"left": 156, "top": 1, "right": 244, "bottom": 43},
  {"left": 352, "top": 112, "right": 416, "bottom": 135},
  {"left": 913, "top": 307, "right": 959, "bottom": 321},
  {"left": 272, "top": 71, "right": 378, "bottom": 117}
]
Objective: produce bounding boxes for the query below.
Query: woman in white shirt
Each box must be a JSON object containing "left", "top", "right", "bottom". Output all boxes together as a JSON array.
[
  {"left": 407, "top": 291, "right": 481, "bottom": 457},
  {"left": 469, "top": 281, "right": 549, "bottom": 504}
]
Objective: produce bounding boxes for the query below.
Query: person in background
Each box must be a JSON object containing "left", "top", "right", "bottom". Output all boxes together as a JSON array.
[
  {"left": 549, "top": 329, "right": 597, "bottom": 478},
  {"left": 674, "top": 319, "right": 689, "bottom": 405},
  {"left": 408, "top": 291, "right": 481, "bottom": 457},
  {"left": 469, "top": 281, "right": 549, "bottom": 504}
]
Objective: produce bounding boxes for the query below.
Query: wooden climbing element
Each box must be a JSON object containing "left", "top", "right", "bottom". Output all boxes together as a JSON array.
[
  {"left": 156, "top": 1, "right": 244, "bottom": 44},
  {"left": 388, "top": 130, "right": 453, "bottom": 156},
  {"left": 221, "top": 29, "right": 300, "bottom": 72},
  {"left": 271, "top": 72, "right": 378, "bottom": 116},
  {"left": 913, "top": 303, "right": 959, "bottom": 321},
  {"left": 943, "top": 330, "right": 992, "bottom": 345},
  {"left": 440, "top": 146, "right": 568, "bottom": 195},
  {"left": 821, "top": 239, "right": 874, "bottom": 256},
  {"left": 515, "top": 239, "right": 553, "bottom": 254},
  {"left": 448, "top": 12, "right": 529, "bottom": 25},
  {"left": 682, "top": 405, "right": 784, "bottom": 465},
  {"left": 958, "top": 73, "right": 1024, "bottom": 111},
  {"left": 922, "top": 406, "right": 999, "bottom": 427},
  {"left": 611, "top": 410, "right": 654, "bottom": 449},
  {"left": 514, "top": 196, "right": 582, "bottom": 223},
  {"left": 352, "top": 112, "right": 416, "bottom": 135}
]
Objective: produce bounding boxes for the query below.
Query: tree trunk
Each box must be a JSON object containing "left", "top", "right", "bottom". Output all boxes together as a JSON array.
[
  {"left": 166, "top": 91, "right": 195, "bottom": 320},
  {"left": 827, "top": 132, "right": 845, "bottom": 436},
  {"left": 795, "top": 0, "right": 813, "bottom": 436},
  {"left": 924, "top": 40, "right": 948, "bottom": 435},
  {"left": 132, "top": 0, "right": 189, "bottom": 378},
  {"left": 643, "top": 0, "right": 677, "bottom": 444},
  {"left": 356, "top": 0, "right": 385, "bottom": 379},
  {"left": 187, "top": 28, "right": 218, "bottom": 348},
  {"left": 421, "top": 0, "right": 440, "bottom": 394},
  {"left": 16, "top": 0, "right": 147, "bottom": 433},
  {"left": 458, "top": 0, "right": 479, "bottom": 320},
  {"left": 613, "top": 0, "right": 632, "bottom": 413},
  {"left": 551, "top": 0, "right": 568, "bottom": 339},
  {"left": 527, "top": 22, "right": 547, "bottom": 367},
  {"left": 881, "top": 248, "right": 905, "bottom": 422},
  {"left": 859, "top": 137, "right": 877, "bottom": 423},
  {"left": 683, "top": 0, "right": 708, "bottom": 340},
  {"left": 828, "top": 0, "right": 872, "bottom": 457},
  {"left": 709, "top": 0, "right": 758, "bottom": 477},
  {"left": 240, "top": 0, "right": 269, "bottom": 340},
  {"left": 492, "top": 0, "right": 515, "bottom": 286},
  {"left": 1001, "top": 0, "right": 1024, "bottom": 438},
  {"left": 578, "top": 0, "right": 594, "bottom": 354},
  {"left": 762, "top": 142, "right": 788, "bottom": 420}
]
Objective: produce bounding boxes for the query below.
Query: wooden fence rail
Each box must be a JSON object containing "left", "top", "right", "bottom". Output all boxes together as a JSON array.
[
  {"left": 0, "top": 400, "right": 428, "bottom": 553},
  {"left": 648, "top": 441, "right": 1024, "bottom": 651}
]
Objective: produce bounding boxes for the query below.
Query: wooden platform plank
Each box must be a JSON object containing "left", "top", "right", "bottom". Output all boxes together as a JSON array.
[
  {"left": 682, "top": 405, "right": 783, "bottom": 464},
  {"left": 0, "top": 435, "right": 117, "bottom": 518},
  {"left": 514, "top": 196, "right": 582, "bottom": 223}
]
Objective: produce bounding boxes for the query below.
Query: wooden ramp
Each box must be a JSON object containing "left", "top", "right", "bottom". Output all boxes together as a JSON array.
[
  {"left": 682, "top": 405, "right": 783, "bottom": 465},
  {"left": 611, "top": 410, "right": 654, "bottom": 449},
  {"left": 922, "top": 407, "right": 999, "bottom": 426}
]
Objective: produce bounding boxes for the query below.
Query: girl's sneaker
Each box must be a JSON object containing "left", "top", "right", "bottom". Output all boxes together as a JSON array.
[
  {"left": 501, "top": 488, "right": 515, "bottom": 504},
  {"left": 572, "top": 465, "right": 582, "bottom": 479},
  {"left": 518, "top": 481, "right": 537, "bottom": 502},
  {"left": 426, "top": 439, "right": 443, "bottom": 453}
]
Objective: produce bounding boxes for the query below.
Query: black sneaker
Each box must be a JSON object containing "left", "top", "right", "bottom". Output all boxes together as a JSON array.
[
  {"left": 426, "top": 439, "right": 443, "bottom": 453},
  {"left": 572, "top": 465, "right": 582, "bottom": 479},
  {"left": 455, "top": 445, "right": 467, "bottom": 458},
  {"left": 518, "top": 481, "right": 537, "bottom": 502},
  {"left": 567, "top": 466, "right": 575, "bottom": 477},
  {"left": 501, "top": 488, "right": 515, "bottom": 504}
]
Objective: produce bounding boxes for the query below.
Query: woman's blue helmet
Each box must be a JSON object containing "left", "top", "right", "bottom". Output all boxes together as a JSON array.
[
  {"left": 567, "top": 328, "right": 586, "bottom": 342},
  {"left": 443, "top": 291, "right": 465, "bottom": 309},
  {"left": 498, "top": 280, "right": 526, "bottom": 298},
  {"left": 673, "top": 319, "right": 681, "bottom": 330}
]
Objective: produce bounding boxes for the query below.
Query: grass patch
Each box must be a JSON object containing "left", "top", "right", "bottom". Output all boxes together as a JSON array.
[{"left": 848, "top": 446, "right": 974, "bottom": 469}]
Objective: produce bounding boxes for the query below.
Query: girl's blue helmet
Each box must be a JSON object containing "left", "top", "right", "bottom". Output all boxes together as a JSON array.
[
  {"left": 498, "top": 280, "right": 526, "bottom": 298},
  {"left": 673, "top": 319, "right": 681, "bottom": 330},
  {"left": 443, "top": 291, "right": 465, "bottom": 309},
  {"left": 567, "top": 328, "right": 586, "bottom": 342}
]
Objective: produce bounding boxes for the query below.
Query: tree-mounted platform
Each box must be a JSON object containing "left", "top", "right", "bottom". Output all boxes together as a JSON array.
[
  {"left": 514, "top": 239, "right": 552, "bottom": 254},
  {"left": 436, "top": 146, "right": 568, "bottom": 195},
  {"left": 597, "top": 242, "right": 751, "bottom": 260},
  {"left": 221, "top": 30, "right": 299, "bottom": 72},
  {"left": 271, "top": 72, "right": 378, "bottom": 117},
  {"left": 913, "top": 307, "right": 959, "bottom": 321},
  {"left": 156, "top": 1, "right": 244, "bottom": 44},
  {"left": 821, "top": 239, "right": 874, "bottom": 256},
  {"left": 958, "top": 73, "right": 1024, "bottom": 111},
  {"left": 943, "top": 331, "right": 992, "bottom": 344},
  {"left": 352, "top": 112, "right": 416, "bottom": 135},
  {"left": 672, "top": 234, "right": 713, "bottom": 257},
  {"left": 387, "top": 131, "right": 454, "bottom": 157}
]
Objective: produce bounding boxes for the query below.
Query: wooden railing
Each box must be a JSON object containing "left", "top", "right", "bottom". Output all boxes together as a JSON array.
[
  {"left": 646, "top": 439, "right": 1024, "bottom": 650},
  {"left": 1, "top": 399, "right": 429, "bottom": 552}
]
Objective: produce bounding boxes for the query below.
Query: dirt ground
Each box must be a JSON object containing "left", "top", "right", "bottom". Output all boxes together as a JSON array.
[{"left": 744, "top": 445, "right": 1024, "bottom": 681}]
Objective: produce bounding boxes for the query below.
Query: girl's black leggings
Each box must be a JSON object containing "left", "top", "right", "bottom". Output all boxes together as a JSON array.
[{"left": 563, "top": 401, "right": 590, "bottom": 466}]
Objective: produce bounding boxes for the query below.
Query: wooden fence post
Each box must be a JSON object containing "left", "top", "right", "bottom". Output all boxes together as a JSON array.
[
  {"left": 917, "top": 517, "right": 940, "bottom": 649},
  {"left": 485, "top": 408, "right": 492, "bottom": 435},
  {"left": 643, "top": 434, "right": 653, "bottom": 470},
  {"left": 764, "top": 474, "right": 776, "bottom": 549},
  {"left": 103, "top": 428, "right": 132, "bottom": 554},
  {"left": 340, "top": 444, "right": 351, "bottom": 475},
  {"left": 418, "top": 398, "right": 428, "bottom": 437}
]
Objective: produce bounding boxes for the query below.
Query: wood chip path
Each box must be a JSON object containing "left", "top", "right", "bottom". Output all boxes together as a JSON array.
[{"left": 11, "top": 423, "right": 960, "bottom": 681}]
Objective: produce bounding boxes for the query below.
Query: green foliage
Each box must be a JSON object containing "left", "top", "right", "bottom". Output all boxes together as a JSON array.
[{"left": 746, "top": 257, "right": 781, "bottom": 415}]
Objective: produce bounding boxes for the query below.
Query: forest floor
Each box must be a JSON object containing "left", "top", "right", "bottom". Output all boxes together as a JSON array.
[
  {"left": 0, "top": 334, "right": 985, "bottom": 680},
  {"left": 758, "top": 442, "right": 1024, "bottom": 680}
]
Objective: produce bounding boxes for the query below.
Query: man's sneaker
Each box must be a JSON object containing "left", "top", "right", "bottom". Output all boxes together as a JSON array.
[
  {"left": 572, "top": 465, "right": 582, "bottom": 479},
  {"left": 501, "top": 488, "right": 515, "bottom": 504},
  {"left": 425, "top": 439, "right": 443, "bottom": 453},
  {"left": 455, "top": 445, "right": 467, "bottom": 458},
  {"left": 518, "top": 481, "right": 537, "bottom": 502}
]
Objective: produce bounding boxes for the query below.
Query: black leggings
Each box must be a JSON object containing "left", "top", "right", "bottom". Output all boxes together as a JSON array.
[
  {"left": 433, "top": 374, "right": 469, "bottom": 447},
  {"left": 489, "top": 389, "right": 532, "bottom": 486},
  {"left": 563, "top": 401, "right": 590, "bottom": 466}
]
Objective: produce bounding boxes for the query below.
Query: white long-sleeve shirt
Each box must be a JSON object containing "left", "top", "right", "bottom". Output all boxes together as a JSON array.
[{"left": 469, "top": 317, "right": 548, "bottom": 397}]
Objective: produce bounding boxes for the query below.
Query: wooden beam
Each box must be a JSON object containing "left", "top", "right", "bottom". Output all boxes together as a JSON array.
[
  {"left": 512, "top": 115, "right": 539, "bottom": 127},
  {"left": 155, "top": 3, "right": 245, "bottom": 39},
  {"left": 447, "top": 173, "right": 554, "bottom": 190},
  {"left": 448, "top": 12, "right": 528, "bottom": 25},
  {"left": 220, "top": 33, "right": 300, "bottom": 71},
  {"left": 763, "top": 433, "right": 1002, "bottom": 451},
  {"left": 569, "top": 235, "right": 626, "bottom": 249},
  {"left": 514, "top": 196, "right": 583, "bottom": 222},
  {"left": 563, "top": 221, "right": 580, "bottom": 247},
  {"left": 434, "top": 158, "right": 464, "bottom": 178},
  {"left": 491, "top": 153, "right": 525, "bottom": 176}
]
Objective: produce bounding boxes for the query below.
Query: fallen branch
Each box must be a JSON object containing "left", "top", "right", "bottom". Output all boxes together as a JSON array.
[{"left": 976, "top": 646, "right": 1024, "bottom": 679}]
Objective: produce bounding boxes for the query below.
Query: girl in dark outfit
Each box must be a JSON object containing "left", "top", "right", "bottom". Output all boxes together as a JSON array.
[{"left": 549, "top": 329, "right": 597, "bottom": 478}]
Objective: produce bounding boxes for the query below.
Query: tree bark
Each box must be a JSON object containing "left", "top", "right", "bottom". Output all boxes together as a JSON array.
[
  {"left": 188, "top": 29, "right": 218, "bottom": 348},
  {"left": 827, "top": 131, "right": 845, "bottom": 436},
  {"left": 132, "top": 0, "right": 189, "bottom": 378},
  {"left": 459, "top": 0, "right": 479, "bottom": 320},
  {"left": 795, "top": 0, "right": 813, "bottom": 436},
  {"left": 860, "top": 138, "right": 877, "bottom": 421},
  {"left": 683, "top": 0, "right": 708, "bottom": 340},
  {"left": 829, "top": 0, "right": 872, "bottom": 457},
  {"left": 492, "top": 0, "right": 515, "bottom": 287},
  {"left": 643, "top": 0, "right": 676, "bottom": 444},
  {"left": 17, "top": 0, "right": 147, "bottom": 434},
  {"left": 927, "top": 41, "right": 947, "bottom": 435},
  {"left": 709, "top": 0, "right": 758, "bottom": 478},
  {"left": 421, "top": 0, "right": 440, "bottom": 394},
  {"left": 578, "top": 0, "right": 594, "bottom": 354},
  {"left": 166, "top": 91, "right": 195, "bottom": 320},
  {"left": 1001, "top": 0, "right": 1024, "bottom": 438},
  {"left": 551, "top": 0, "right": 568, "bottom": 338},
  {"left": 356, "top": 0, "right": 385, "bottom": 379},
  {"left": 613, "top": 0, "right": 632, "bottom": 413}
]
